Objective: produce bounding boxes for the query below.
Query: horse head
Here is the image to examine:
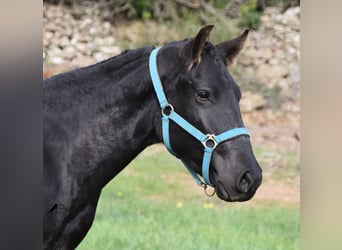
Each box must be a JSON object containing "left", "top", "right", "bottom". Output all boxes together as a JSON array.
[{"left": 153, "top": 25, "right": 262, "bottom": 202}]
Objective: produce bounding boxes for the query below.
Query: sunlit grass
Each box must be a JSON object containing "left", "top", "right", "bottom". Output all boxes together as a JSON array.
[
  {"left": 77, "top": 145, "right": 299, "bottom": 250},
  {"left": 79, "top": 199, "right": 299, "bottom": 250}
]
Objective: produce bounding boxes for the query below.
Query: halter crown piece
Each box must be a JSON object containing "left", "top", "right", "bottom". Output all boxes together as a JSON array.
[{"left": 149, "top": 47, "right": 250, "bottom": 194}]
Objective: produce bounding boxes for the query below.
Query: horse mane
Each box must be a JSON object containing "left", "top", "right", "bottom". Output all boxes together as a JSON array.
[{"left": 84, "top": 46, "right": 155, "bottom": 72}]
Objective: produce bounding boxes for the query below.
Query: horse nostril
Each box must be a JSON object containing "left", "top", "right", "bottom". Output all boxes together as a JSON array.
[{"left": 237, "top": 172, "right": 254, "bottom": 193}]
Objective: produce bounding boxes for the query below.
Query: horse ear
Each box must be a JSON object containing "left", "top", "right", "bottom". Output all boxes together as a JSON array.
[
  {"left": 216, "top": 29, "right": 249, "bottom": 66},
  {"left": 183, "top": 25, "right": 214, "bottom": 69}
]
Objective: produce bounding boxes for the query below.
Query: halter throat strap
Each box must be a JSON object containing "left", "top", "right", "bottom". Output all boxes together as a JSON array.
[{"left": 149, "top": 47, "right": 250, "bottom": 187}]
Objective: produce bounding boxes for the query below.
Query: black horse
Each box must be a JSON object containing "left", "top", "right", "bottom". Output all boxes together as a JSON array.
[{"left": 43, "top": 25, "right": 262, "bottom": 249}]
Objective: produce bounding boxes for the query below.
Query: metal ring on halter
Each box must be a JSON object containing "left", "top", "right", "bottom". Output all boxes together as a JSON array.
[
  {"left": 203, "top": 184, "right": 216, "bottom": 197},
  {"left": 202, "top": 134, "right": 218, "bottom": 149},
  {"left": 161, "top": 104, "right": 174, "bottom": 116}
]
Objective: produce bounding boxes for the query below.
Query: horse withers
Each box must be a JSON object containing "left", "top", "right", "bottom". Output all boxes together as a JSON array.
[{"left": 43, "top": 25, "right": 262, "bottom": 249}]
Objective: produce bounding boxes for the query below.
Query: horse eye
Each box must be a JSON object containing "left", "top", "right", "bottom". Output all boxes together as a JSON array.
[{"left": 196, "top": 90, "right": 210, "bottom": 101}]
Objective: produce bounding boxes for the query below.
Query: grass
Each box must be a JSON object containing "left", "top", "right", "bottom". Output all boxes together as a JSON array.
[{"left": 77, "top": 145, "right": 299, "bottom": 250}]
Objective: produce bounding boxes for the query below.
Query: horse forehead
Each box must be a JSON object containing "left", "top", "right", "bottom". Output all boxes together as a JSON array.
[
  {"left": 200, "top": 49, "right": 226, "bottom": 73},
  {"left": 193, "top": 58, "right": 230, "bottom": 82},
  {"left": 192, "top": 59, "right": 241, "bottom": 98}
]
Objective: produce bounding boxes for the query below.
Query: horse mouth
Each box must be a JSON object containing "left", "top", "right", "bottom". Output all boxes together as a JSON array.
[
  {"left": 215, "top": 181, "right": 255, "bottom": 202},
  {"left": 216, "top": 181, "right": 233, "bottom": 201}
]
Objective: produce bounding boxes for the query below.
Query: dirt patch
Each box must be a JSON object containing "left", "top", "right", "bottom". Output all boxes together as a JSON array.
[
  {"left": 253, "top": 177, "right": 300, "bottom": 204},
  {"left": 248, "top": 125, "right": 299, "bottom": 153}
]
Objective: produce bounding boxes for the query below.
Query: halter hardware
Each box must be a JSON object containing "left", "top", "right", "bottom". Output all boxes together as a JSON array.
[
  {"left": 161, "top": 104, "right": 174, "bottom": 116},
  {"left": 204, "top": 184, "right": 216, "bottom": 197},
  {"left": 202, "top": 134, "right": 218, "bottom": 149},
  {"left": 149, "top": 47, "right": 250, "bottom": 193}
]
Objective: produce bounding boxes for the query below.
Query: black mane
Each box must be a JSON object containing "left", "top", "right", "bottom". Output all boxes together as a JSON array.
[{"left": 86, "top": 46, "right": 155, "bottom": 71}]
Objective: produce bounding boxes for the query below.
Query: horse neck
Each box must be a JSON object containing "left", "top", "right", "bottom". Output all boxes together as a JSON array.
[
  {"left": 88, "top": 51, "right": 163, "bottom": 174},
  {"left": 45, "top": 47, "right": 164, "bottom": 187}
]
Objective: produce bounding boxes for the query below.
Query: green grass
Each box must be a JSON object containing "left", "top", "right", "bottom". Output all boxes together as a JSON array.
[{"left": 77, "top": 145, "right": 299, "bottom": 250}]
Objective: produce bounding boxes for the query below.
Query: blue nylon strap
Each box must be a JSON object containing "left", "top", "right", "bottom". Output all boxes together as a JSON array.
[
  {"left": 163, "top": 114, "right": 206, "bottom": 186},
  {"left": 149, "top": 48, "right": 168, "bottom": 109},
  {"left": 162, "top": 116, "right": 176, "bottom": 155},
  {"left": 168, "top": 112, "right": 207, "bottom": 142},
  {"left": 202, "top": 148, "right": 214, "bottom": 185},
  {"left": 215, "top": 127, "right": 250, "bottom": 143},
  {"left": 165, "top": 109, "right": 215, "bottom": 186},
  {"left": 181, "top": 159, "right": 205, "bottom": 186},
  {"left": 149, "top": 48, "right": 206, "bottom": 185}
]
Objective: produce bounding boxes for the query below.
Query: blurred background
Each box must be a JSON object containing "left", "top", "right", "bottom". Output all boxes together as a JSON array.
[{"left": 43, "top": 1, "right": 300, "bottom": 249}]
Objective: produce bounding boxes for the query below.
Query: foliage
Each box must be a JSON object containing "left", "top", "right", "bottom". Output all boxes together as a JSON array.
[
  {"left": 211, "top": 0, "right": 230, "bottom": 9},
  {"left": 239, "top": 0, "right": 262, "bottom": 29},
  {"left": 132, "top": 0, "right": 152, "bottom": 19},
  {"left": 44, "top": 0, "right": 298, "bottom": 32}
]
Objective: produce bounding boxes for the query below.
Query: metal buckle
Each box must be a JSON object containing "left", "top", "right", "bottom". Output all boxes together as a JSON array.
[
  {"left": 203, "top": 184, "right": 216, "bottom": 197},
  {"left": 161, "top": 104, "right": 174, "bottom": 116},
  {"left": 202, "top": 134, "right": 218, "bottom": 149}
]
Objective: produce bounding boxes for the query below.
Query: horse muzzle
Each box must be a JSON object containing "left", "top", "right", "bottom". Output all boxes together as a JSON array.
[
  {"left": 212, "top": 150, "right": 263, "bottom": 202},
  {"left": 216, "top": 171, "right": 262, "bottom": 202}
]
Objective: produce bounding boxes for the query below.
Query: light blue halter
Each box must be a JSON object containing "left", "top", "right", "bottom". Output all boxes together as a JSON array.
[{"left": 149, "top": 47, "right": 250, "bottom": 192}]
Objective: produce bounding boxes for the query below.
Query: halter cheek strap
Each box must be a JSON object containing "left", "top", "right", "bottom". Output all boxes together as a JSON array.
[{"left": 149, "top": 48, "right": 250, "bottom": 188}]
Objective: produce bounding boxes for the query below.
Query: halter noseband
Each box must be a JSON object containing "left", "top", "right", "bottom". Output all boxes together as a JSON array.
[{"left": 149, "top": 47, "right": 249, "bottom": 191}]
